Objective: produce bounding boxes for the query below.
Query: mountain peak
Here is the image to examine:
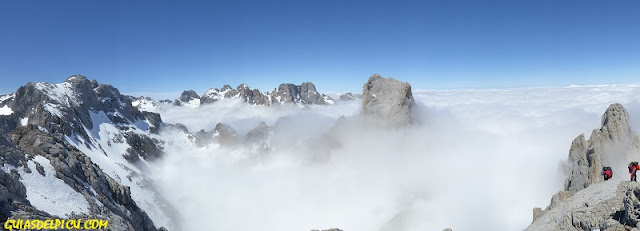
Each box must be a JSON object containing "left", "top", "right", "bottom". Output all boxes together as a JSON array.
[
  {"left": 64, "top": 75, "right": 91, "bottom": 85},
  {"left": 361, "top": 74, "right": 416, "bottom": 126},
  {"left": 600, "top": 103, "right": 633, "bottom": 141},
  {"left": 530, "top": 103, "right": 640, "bottom": 229}
]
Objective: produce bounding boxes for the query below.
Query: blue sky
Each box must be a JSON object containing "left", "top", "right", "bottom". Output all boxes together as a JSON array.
[{"left": 1, "top": 0, "right": 639, "bottom": 97}]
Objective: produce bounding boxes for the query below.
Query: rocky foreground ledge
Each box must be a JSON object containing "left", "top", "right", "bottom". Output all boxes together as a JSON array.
[{"left": 528, "top": 180, "right": 640, "bottom": 231}]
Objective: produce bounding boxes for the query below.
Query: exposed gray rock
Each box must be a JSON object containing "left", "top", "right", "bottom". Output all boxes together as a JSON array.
[
  {"left": 564, "top": 103, "right": 640, "bottom": 195},
  {"left": 271, "top": 82, "right": 333, "bottom": 105},
  {"left": 339, "top": 92, "right": 362, "bottom": 101},
  {"left": 124, "top": 132, "right": 165, "bottom": 162},
  {"left": 10, "top": 75, "right": 163, "bottom": 151},
  {"left": 531, "top": 103, "right": 640, "bottom": 228},
  {"left": 300, "top": 82, "right": 327, "bottom": 104},
  {"left": 179, "top": 90, "right": 199, "bottom": 102},
  {"left": 193, "top": 123, "right": 238, "bottom": 147},
  {"left": 361, "top": 74, "right": 416, "bottom": 126},
  {"left": 244, "top": 122, "right": 271, "bottom": 152},
  {"left": 2, "top": 125, "right": 164, "bottom": 230},
  {"left": 213, "top": 123, "right": 238, "bottom": 146},
  {"left": 565, "top": 134, "right": 590, "bottom": 194},
  {"left": 527, "top": 180, "right": 640, "bottom": 231},
  {"left": 0, "top": 94, "right": 14, "bottom": 108}
]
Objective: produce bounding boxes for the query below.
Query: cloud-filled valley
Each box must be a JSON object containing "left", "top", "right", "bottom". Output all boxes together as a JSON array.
[{"left": 147, "top": 84, "right": 640, "bottom": 231}]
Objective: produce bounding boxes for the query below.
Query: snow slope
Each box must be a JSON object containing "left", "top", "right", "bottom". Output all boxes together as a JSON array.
[
  {"left": 15, "top": 156, "right": 91, "bottom": 218},
  {"left": 64, "top": 110, "right": 173, "bottom": 229}
]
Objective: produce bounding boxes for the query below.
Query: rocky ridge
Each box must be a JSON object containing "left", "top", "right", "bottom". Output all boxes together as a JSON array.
[
  {"left": 168, "top": 82, "right": 334, "bottom": 108},
  {"left": 529, "top": 103, "right": 640, "bottom": 230}
]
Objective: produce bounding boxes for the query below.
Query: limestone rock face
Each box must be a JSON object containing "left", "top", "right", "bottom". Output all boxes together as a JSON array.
[
  {"left": 271, "top": 82, "right": 333, "bottom": 105},
  {"left": 339, "top": 92, "right": 362, "bottom": 101},
  {"left": 564, "top": 104, "right": 640, "bottom": 195},
  {"left": 565, "top": 134, "right": 591, "bottom": 194},
  {"left": 179, "top": 90, "right": 199, "bottom": 102},
  {"left": 527, "top": 180, "right": 640, "bottom": 231},
  {"left": 361, "top": 74, "right": 416, "bottom": 126},
  {"left": 530, "top": 103, "right": 640, "bottom": 229}
]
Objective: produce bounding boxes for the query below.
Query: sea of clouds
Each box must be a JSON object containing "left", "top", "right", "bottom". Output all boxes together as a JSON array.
[{"left": 149, "top": 83, "right": 640, "bottom": 231}]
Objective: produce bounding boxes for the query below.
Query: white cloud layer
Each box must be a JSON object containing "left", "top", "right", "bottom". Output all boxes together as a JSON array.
[{"left": 150, "top": 83, "right": 640, "bottom": 231}]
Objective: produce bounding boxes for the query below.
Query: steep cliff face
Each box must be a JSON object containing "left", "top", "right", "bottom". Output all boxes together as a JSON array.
[
  {"left": 564, "top": 103, "right": 640, "bottom": 194},
  {"left": 361, "top": 74, "right": 416, "bottom": 127},
  {"left": 529, "top": 103, "right": 640, "bottom": 230}
]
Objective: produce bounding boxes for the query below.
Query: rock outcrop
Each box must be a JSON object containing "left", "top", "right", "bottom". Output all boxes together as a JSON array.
[
  {"left": 529, "top": 103, "right": 640, "bottom": 230},
  {"left": 271, "top": 82, "right": 333, "bottom": 105},
  {"left": 339, "top": 92, "right": 362, "bottom": 101},
  {"left": 361, "top": 74, "right": 416, "bottom": 126},
  {"left": 193, "top": 123, "right": 239, "bottom": 147},
  {"left": 527, "top": 179, "right": 640, "bottom": 231},
  {"left": 564, "top": 103, "right": 640, "bottom": 195},
  {"left": 174, "top": 90, "right": 200, "bottom": 106}
]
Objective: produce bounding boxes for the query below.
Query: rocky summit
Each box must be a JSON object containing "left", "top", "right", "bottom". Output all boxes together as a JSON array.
[
  {"left": 529, "top": 103, "right": 640, "bottom": 230},
  {"left": 361, "top": 74, "right": 416, "bottom": 127}
]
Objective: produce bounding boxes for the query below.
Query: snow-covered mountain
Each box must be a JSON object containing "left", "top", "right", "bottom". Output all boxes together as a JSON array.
[{"left": 0, "top": 75, "right": 173, "bottom": 230}]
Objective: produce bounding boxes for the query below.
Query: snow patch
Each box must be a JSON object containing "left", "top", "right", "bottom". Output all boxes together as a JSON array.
[
  {"left": 0, "top": 105, "right": 12, "bottom": 115},
  {"left": 20, "top": 117, "right": 28, "bottom": 126},
  {"left": 34, "top": 82, "right": 79, "bottom": 107},
  {"left": 132, "top": 98, "right": 158, "bottom": 112},
  {"left": 184, "top": 98, "right": 201, "bottom": 108},
  {"left": 64, "top": 112, "right": 173, "bottom": 229},
  {"left": 323, "top": 95, "right": 334, "bottom": 105},
  {"left": 43, "top": 103, "right": 63, "bottom": 117},
  {"left": 18, "top": 156, "right": 91, "bottom": 218}
]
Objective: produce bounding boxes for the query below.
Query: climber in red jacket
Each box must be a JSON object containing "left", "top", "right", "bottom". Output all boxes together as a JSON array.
[
  {"left": 602, "top": 167, "right": 613, "bottom": 181},
  {"left": 629, "top": 162, "right": 640, "bottom": 181}
]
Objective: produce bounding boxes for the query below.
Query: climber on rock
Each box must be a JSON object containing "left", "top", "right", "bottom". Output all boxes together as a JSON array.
[
  {"left": 602, "top": 166, "right": 613, "bottom": 181},
  {"left": 629, "top": 161, "right": 640, "bottom": 181}
]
